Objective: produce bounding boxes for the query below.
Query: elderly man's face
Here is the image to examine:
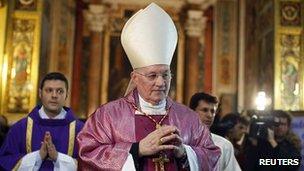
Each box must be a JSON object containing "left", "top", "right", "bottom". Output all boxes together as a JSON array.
[{"left": 132, "top": 64, "right": 171, "bottom": 105}]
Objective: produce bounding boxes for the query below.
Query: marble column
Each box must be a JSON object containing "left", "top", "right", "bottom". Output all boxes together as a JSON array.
[
  {"left": 184, "top": 9, "right": 207, "bottom": 104},
  {"left": 71, "top": 0, "right": 85, "bottom": 116},
  {"left": 83, "top": 4, "right": 108, "bottom": 116}
]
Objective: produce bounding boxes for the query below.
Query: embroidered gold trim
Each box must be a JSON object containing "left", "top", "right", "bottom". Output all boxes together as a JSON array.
[
  {"left": 12, "top": 158, "right": 22, "bottom": 171},
  {"left": 68, "top": 121, "right": 76, "bottom": 156},
  {"left": 26, "top": 117, "right": 33, "bottom": 153}
]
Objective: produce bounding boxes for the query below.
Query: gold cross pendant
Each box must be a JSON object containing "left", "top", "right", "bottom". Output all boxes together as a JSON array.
[
  {"left": 156, "top": 124, "right": 162, "bottom": 129},
  {"left": 152, "top": 154, "right": 170, "bottom": 171}
]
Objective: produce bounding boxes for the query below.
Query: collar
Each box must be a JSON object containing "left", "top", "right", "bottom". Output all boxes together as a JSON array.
[
  {"left": 39, "top": 106, "right": 67, "bottom": 119},
  {"left": 138, "top": 94, "right": 166, "bottom": 115}
]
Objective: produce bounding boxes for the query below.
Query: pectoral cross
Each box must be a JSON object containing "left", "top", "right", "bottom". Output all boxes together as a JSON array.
[
  {"left": 156, "top": 123, "right": 161, "bottom": 129},
  {"left": 152, "top": 154, "right": 170, "bottom": 171}
]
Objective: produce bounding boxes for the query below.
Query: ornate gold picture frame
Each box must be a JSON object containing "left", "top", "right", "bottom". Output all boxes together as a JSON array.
[{"left": 0, "top": 0, "right": 42, "bottom": 123}]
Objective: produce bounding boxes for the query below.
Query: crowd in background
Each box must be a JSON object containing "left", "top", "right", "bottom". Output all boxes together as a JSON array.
[
  {"left": 0, "top": 94, "right": 302, "bottom": 171},
  {"left": 211, "top": 109, "right": 302, "bottom": 171}
]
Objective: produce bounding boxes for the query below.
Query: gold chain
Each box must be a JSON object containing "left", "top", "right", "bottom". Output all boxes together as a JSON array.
[{"left": 131, "top": 103, "right": 169, "bottom": 129}]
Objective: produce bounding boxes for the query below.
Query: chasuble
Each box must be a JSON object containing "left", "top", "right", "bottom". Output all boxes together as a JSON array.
[
  {"left": 0, "top": 106, "right": 84, "bottom": 170},
  {"left": 77, "top": 89, "right": 220, "bottom": 171}
]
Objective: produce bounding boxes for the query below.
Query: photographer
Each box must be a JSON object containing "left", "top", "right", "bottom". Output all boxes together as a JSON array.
[
  {"left": 214, "top": 113, "right": 250, "bottom": 169},
  {"left": 243, "top": 110, "right": 301, "bottom": 171}
]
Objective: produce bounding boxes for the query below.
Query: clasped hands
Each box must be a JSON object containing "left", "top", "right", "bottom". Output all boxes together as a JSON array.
[
  {"left": 139, "top": 125, "right": 185, "bottom": 158},
  {"left": 39, "top": 131, "right": 58, "bottom": 161}
]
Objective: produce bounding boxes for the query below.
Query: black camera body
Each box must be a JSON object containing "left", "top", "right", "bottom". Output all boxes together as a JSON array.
[{"left": 248, "top": 111, "right": 279, "bottom": 139}]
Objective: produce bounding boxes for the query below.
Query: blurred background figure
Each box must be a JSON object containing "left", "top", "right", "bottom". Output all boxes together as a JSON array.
[
  {"left": 231, "top": 110, "right": 301, "bottom": 171},
  {"left": 214, "top": 113, "right": 250, "bottom": 169},
  {"left": 190, "top": 92, "right": 241, "bottom": 171},
  {"left": 216, "top": 113, "right": 249, "bottom": 148},
  {"left": 273, "top": 110, "right": 301, "bottom": 152},
  {"left": 0, "top": 115, "right": 9, "bottom": 147}
]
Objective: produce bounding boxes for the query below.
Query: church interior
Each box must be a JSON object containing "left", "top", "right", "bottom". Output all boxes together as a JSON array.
[{"left": 0, "top": 0, "right": 303, "bottom": 124}]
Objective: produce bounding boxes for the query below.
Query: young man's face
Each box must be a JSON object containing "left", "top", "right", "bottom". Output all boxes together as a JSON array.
[
  {"left": 195, "top": 100, "right": 217, "bottom": 128},
  {"left": 39, "top": 80, "right": 67, "bottom": 116},
  {"left": 232, "top": 122, "right": 248, "bottom": 141}
]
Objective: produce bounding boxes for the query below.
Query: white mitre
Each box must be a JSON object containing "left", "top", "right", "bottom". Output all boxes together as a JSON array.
[{"left": 121, "top": 3, "right": 178, "bottom": 69}]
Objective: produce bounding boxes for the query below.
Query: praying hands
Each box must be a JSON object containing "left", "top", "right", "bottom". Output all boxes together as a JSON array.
[
  {"left": 138, "top": 125, "right": 186, "bottom": 158},
  {"left": 39, "top": 131, "right": 58, "bottom": 161}
]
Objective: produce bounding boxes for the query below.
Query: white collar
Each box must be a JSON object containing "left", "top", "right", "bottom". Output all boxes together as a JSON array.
[
  {"left": 137, "top": 94, "right": 166, "bottom": 115},
  {"left": 39, "top": 106, "right": 67, "bottom": 119}
]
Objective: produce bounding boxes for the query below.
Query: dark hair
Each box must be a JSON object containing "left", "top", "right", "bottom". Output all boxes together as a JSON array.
[
  {"left": 40, "top": 72, "right": 68, "bottom": 91},
  {"left": 215, "top": 113, "right": 249, "bottom": 136},
  {"left": 189, "top": 92, "right": 218, "bottom": 110},
  {"left": 220, "top": 113, "right": 240, "bottom": 129},
  {"left": 272, "top": 110, "right": 292, "bottom": 126}
]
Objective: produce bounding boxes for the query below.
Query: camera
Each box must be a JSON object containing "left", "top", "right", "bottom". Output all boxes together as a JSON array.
[{"left": 248, "top": 110, "right": 279, "bottom": 139}]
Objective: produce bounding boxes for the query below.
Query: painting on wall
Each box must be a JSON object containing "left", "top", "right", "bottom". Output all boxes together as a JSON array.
[
  {"left": 0, "top": 1, "right": 42, "bottom": 123},
  {"left": 274, "top": 0, "right": 303, "bottom": 110},
  {"left": 280, "top": 34, "right": 301, "bottom": 110},
  {"left": 6, "top": 19, "right": 35, "bottom": 114}
]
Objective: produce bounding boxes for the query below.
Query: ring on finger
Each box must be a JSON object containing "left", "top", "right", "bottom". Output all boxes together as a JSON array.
[{"left": 159, "top": 138, "right": 164, "bottom": 145}]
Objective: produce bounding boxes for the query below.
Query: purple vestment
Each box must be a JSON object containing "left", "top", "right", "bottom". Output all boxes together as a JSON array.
[
  {"left": 0, "top": 106, "right": 84, "bottom": 171},
  {"left": 77, "top": 89, "right": 220, "bottom": 171}
]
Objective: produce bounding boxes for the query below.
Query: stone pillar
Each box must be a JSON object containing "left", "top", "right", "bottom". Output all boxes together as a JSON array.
[
  {"left": 184, "top": 9, "right": 207, "bottom": 104},
  {"left": 71, "top": 0, "right": 85, "bottom": 116},
  {"left": 83, "top": 4, "right": 108, "bottom": 115}
]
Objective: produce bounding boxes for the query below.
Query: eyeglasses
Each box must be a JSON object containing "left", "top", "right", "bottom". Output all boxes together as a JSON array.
[
  {"left": 201, "top": 107, "right": 216, "bottom": 114},
  {"left": 135, "top": 71, "right": 172, "bottom": 82}
]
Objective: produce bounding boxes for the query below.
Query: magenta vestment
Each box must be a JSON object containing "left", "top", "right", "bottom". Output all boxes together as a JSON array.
[{"left": 77, "top": 89, "right": 220, "bottom": 171}]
